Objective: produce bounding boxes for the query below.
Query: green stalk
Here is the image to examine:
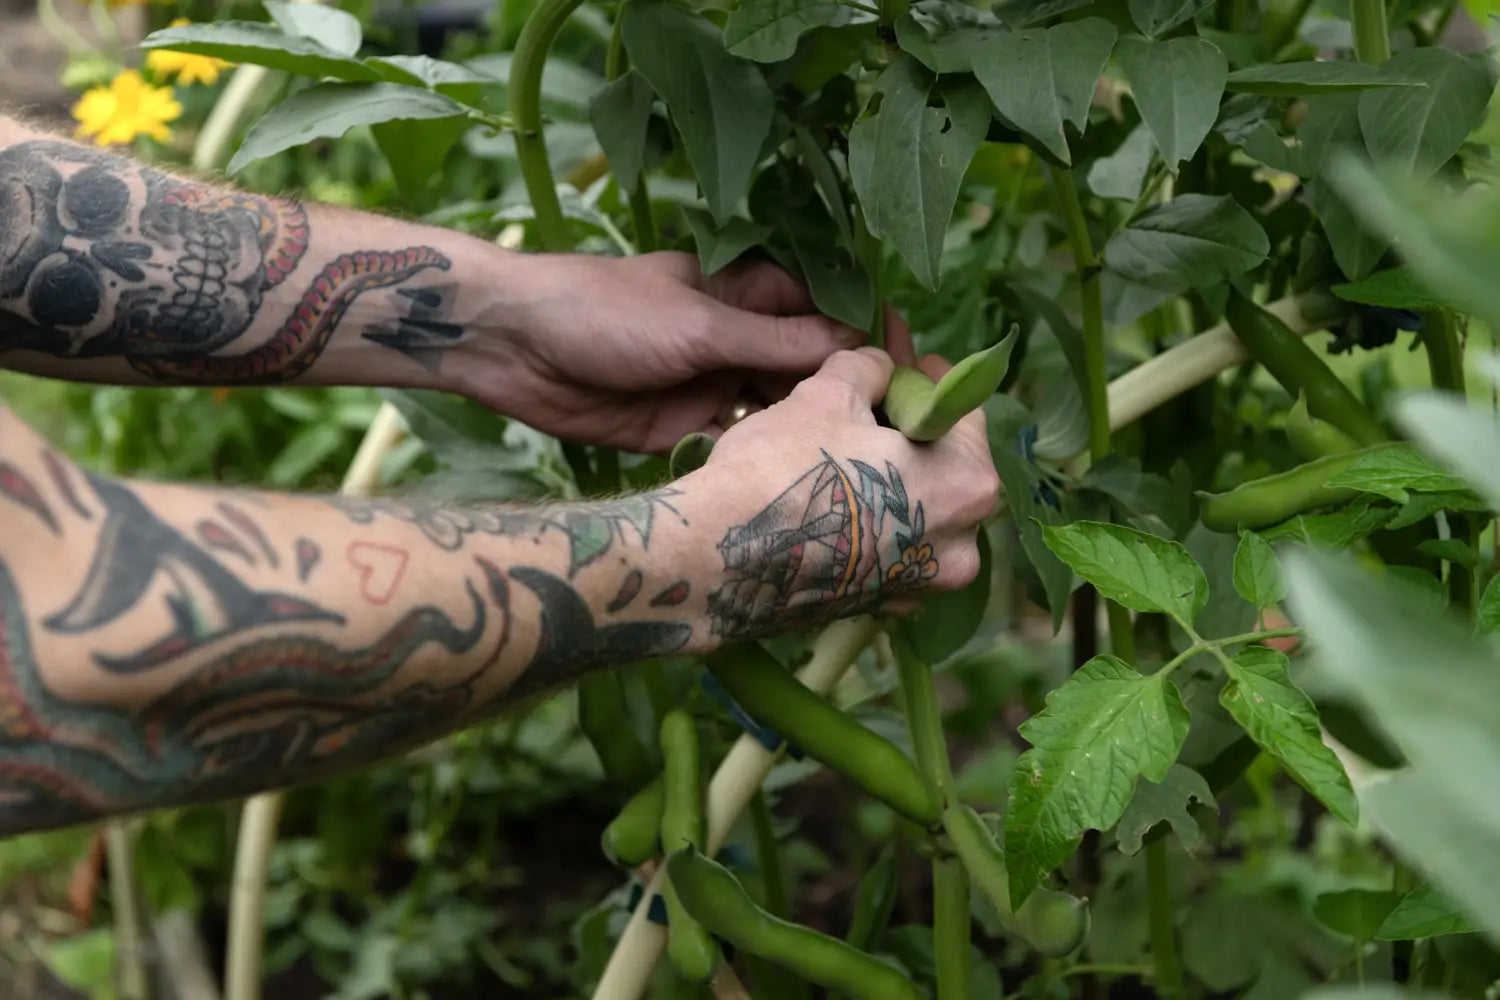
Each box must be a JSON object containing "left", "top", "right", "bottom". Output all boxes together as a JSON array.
[
  {"left": 748, "top": 793, "right": 810, "bottom": 1000},
  {"left": 1144, "top": 839, "right": 1183, "bottom": 999},
  {"left": 509, "top": 0, "right": 586, "bottom": 251},
  {"left": 933, "top": 857, "right": 973, "bottom": 1000},
  {"left": 1423, "top": 309, "right": 1474, "bottom": 609},
  {"left": 1351, "top": 0, "right": 1391, "bottom": 64},
  {"left": 892, "top": 636, "right": 955, "bottom": 801},
  {"left": 1050, "top": 166, "right": 1135, "bottom": 663}
]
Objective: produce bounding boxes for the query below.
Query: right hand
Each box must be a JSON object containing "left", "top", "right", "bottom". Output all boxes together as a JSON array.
[{"left": 687, "top": 347, "right": 1001, "bottom": 641}]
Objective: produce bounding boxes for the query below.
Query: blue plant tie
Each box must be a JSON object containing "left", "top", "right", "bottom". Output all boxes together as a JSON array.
[{"left": 701, "top": 672, "right": 804, "bottom": 760}]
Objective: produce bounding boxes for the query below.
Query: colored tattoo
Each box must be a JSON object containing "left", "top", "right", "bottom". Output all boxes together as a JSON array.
[
  {"left": 706, "top": 453, "right": 937, "bottom": 639},
  {"left": 0, "top": 141, "right": 450, "bottom": 384},
  {"left": 0, "top": 461, "right": 58, "bottom": 533},
  {"left": 42, "top": 450, "right": 91, "bottom": 520},
  {"left": 219, "top": 502, "right": 277, "bottom": 567},
  {"left": 327, "top": 489, "right": 686, "bottom": 576},
  {"left": 346, "top": 541, "right": 410, "bottom": 605}
]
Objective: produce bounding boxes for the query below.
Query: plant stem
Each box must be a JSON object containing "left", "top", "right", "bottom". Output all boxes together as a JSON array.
[
  {"left": 509, "top": 0, "right": 586, "bottom": 251},
  {"left": 105, "top": 822, "right": 149, "bottom": 1000},
  {"left": 1051, "top": 165, "right": 1137, "bottom": 662},
  {"left": 891, "top": 635, "right": 955, "bottom": 802},
  {"left": 933, "top": 857, "right": 973, "bottom": 1000},
  {"left": 1351, "top": 0, "right": 1391, "bottom": 64},
  {"left": 1144, "top": 838, "right": 1184, "bottom": 1000},
  {"left": 1422, "top": 309, "right": 1474, "bottom": 608},
  {"left": 747, "top": 792, "right": 808, "bottom": 1000},
  {"left": 628, "top": 178, "right": 658, "bottom": 253}
]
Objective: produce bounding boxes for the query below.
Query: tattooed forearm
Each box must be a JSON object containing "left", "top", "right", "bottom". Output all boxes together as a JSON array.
[{"left": 0, "top": 135, "right": 484, "bottom": 386}]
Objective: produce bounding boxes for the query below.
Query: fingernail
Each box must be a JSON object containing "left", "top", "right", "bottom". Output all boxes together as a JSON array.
[{"left": 835, "top": 324, "right": 865, "bottom": 347}]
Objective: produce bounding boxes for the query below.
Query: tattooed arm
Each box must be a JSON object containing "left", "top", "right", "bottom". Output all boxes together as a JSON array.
[
  {"left": 0, "top": 117, "right": 879, "bottom": 452},
  {"left": 0, "top": 348, "right": 998, "bottom": 836}
]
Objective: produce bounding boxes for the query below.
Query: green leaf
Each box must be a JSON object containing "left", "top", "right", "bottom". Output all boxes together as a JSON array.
[
  {"left": 1233, "top": 530, "right": 1284, "bottom": 607},
  {"left": 1226, "top": 60, "right": 1415, "bottom": 97},
  {"left": 896, "top": 530, "right": 992, "bottom": 664},
  {"left": 1386, "top": 489, "right": 1489, "bottom": 531},
  {"left": 967, "top": 18, "right": 1117, "bottom": 165},
  {"left": 1376, "top": 884, "right": 1481, "bottom": 939},
  {"left": 1259, "top": 494, "right": 1395, "bottom": 548},
  {"left": 1302, "top": 96, "right": 1387, "bottom": 280},
  {"left": 1314, "top": 890, "right": 1403, "bottom": 942},
  {"left": 992, "top": 0, "right": 1095, "bottom": 27},
  {"left": 1115, "top": 36, "right": 1227, "bottom": 167},
  {"left": 724, "top": 0, "right": 852, "bottom": 62},
  {"left": 1104, "top": 194, "right": 1269, "bottom": 290},
  {"left": 1322, "top": 443, "right": 1470, "bottom": 503},
  {"left": 1358, "top": 47, "right": 1496, "bottom": 178},
  {"left": 682, "top": 207, "right": 772, "bottom": 276},
  {"left": 42, "top": 930, "right": 116, "bottom": 1000},
  {"left": 1306, "top": 988, "right": 1452, "bottom": 1000},
  {"left": 1478, "top": 573, "right": 1500, "bottom": 637},
  {"left": 1332, "top": 266, "right": 1449, "bottom": 312},
  {"left": 1282, "top": 548, "right": 1500, "bottom": 938},
  {"left": 849, "top": 59, "right": 991, "bottom": 290},
  {"left": 228, "top": 82, "right": 470, "bottom": 174},
  {"left": 623, "top": 0, "right": 776, "bottom": 226},
  {"left": 790, "top": 237, "right": 876, "bottom": 331},
  {"left": 264, "top": 0, "right": 362, "bottom": 56},
  {"left": 989, "top": 402, "right": 1076, "bottom": 633},
  {"left": 1087, "top": 123, "right": 1155, "bottom": 201},
  {"left": 1115, "top": 763, "right": 1215, "bottom": 855},
  {"left": 1238, "top": 121, "right": 1305, "bottom": 174},
  {"left": 1219, "top": 646, "right": 1358, "bottom": 824},
  {"left": 140, "top": 21, "right": 381, "bottom": 81},
  {"left": 589, "top": 70, "right": 656, "bottom": 193},
  {"left": 365, "top": 54, "right": 495, "bottom": 94},
  {"left": 1005, "top": 655, "right": 1190, "bottom": 904},
  {"left": 894, "top": 4, "right": 987, "bottom": 74},
  {"left": 1041, "top": 520, "right": 1208, "bottom": 626},
  {"left": 1128, "top": 0, "right": 1213, "bottom": 37},
  {"left": 373, "top": 115, "right": 473, "bottom": 204}
]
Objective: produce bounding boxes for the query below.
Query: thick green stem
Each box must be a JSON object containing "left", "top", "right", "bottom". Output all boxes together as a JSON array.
[
  {"left": 1051, "top": 166, "right": 1134, "bottom": 662},
  {"left": 509, "top": 0, "right": 586, "bottom": 251},
  {"left": 1351, "top": 0, "right": 1391, "bottom": 64},
  {"left": 892, "top": 636, "right": 955, "bottom": 801},
  {"left": 747, "top": 792, "right": 809, "bottom": 1000},
  {"left": 1145, "top": 839, "right": 1183, "bottom": 999},
  {"left": 629, "top": 177, "right": 658, "bottom": 253},
  {"left": 1423, "top": 309, "right": 1474, "bottom": 609},
  {"left": 933, "top": 857, "right": 973, "bottom": 1000}
]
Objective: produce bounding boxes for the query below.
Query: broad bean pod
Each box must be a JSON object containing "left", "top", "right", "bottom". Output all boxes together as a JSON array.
[
  {"left": 1197, "top": 444, "right": 1397, "bottom": 531},
  {"left": 600, "top": 775, "right": 663, "bottom": 868},
  {"left": 659, "top": 710, "right": 720, "bottom": 982},
  {"left": 881, "top": 328, "right": 1018, "bottom": 441}
]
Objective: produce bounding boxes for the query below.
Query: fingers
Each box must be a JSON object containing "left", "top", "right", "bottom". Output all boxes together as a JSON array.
[
  {"left": 704, "top": 257, "right": 817, "bottom": 315},
  {"left": 915, "top": 352, "right": 951, "bottom": 380},
  {"left": 700, "top": 304, "right": 867, "bottom": 375},
  {"left": 884, "top": 306, "right": 917, "bottom": 368},
  {"left": 806, "top": 348, "right": 895, "bottom": 408}
]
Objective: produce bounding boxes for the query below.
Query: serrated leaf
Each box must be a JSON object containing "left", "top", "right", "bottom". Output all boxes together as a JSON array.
[
  {"left": 1386, "top": 489, "right": 1489, "bottom": 531},
  {"left": 1233, "top": 531, "right": 1284, "bottom": 607},
  {"left": 264, "top": 0, "right": 362, "bottom": 56},
  {"left": 1332, "top": 266, "right": 1450, "bottom": 312},
  {"left": 1314, "top": 890, "right": 1403, "bottom": 942},
  {"left": 1375, "top": 884, "right": 1481, "bottom": 940},
  {"left": 1116, "top": 763, "right": 1215, "bottom": 855},
  {"left": 1104, "top": 194, "right": 1268, "bottom": 291},
  {"left": 1128, "top": 0, "right": 1213, "bottom": 37},
  {"left": 1322, "top": 443, "right": 1470, "bottom": 503},
  {"left": 1220, "top": 646, "right": 1358, "bottom": 824},
  {"left": 1258, "top": 494, "right": 1395, "bottom": 548},
  {"left": 229, "top": 83, "right": 470, "bottom": 174},
  {"left": 1226, "top": 60, "right": 1416, "bottom": 97},
  {"left": 623, "top": 0, "right": 775, "bottom": 225},
  {"left": 724, "top": 0, "right": 852, "bottom": 62},
  {"left": 139, "top": 20, "right": 380, "bottom": 81},
  {"left": 967, "top": 18, "right": 1117, "bottom": 165},
  {"left": 589, "top": 71, "right": 656, "bottom": 193},
  {"left": 1042, "top": 520, "right": 1207, "bottom": 625},
  {"left": 681, "top": 208, "right": 772, "bottom": 276},
  {"left": 1359, "top": 47, "right": 1496, "bottom": 179},
  {"left": 849, "top": 59, "right": 991, "bottom": 289},
  {"left": 1116, "top": 36, "right": 1227, "bottom": 167},
  {"left": 1005, "top": 655, "right": 1190, "bottom": 904},
  {"left": 1088, "top": 123, "right": 1156, "bottom": 201}
]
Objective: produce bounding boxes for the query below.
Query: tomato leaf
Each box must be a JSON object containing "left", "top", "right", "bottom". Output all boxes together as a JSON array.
[
  {"left": 1220, "top": 646, "right": 1358, "bottom": 825},
  {"left": 1005, "top": 655, "right": 1190, "bottom": 905},
  {"left": 1042, "top": 520, "right": 1208, "bottom": 627},
  {"left": 1314, "top": 890, "right": 1404, "bottom": 943},
  {"left": 1233, "top": 530, "right": 1284, "bottom": 608},
  {"left": 1322, "top": 443, "right": 1470, "bottom": 503},
  {"left": 1376, "top": 884, "right": 1481, "bottom": 940},
  {"left": 1115, "top": 763, "right": 1215, "bottom": 855}
]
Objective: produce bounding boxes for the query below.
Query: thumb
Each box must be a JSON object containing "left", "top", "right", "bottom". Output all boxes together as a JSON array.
[{"left": 700, "top": 308, "right": 866, "bottom": 374}]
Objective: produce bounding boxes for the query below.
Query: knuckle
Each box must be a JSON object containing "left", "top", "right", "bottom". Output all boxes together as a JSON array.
[{"left": 937, "top": 542, "right": 982, "bottom": 590}]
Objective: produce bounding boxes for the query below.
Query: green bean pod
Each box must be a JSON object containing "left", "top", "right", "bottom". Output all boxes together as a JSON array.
[
  {"left": 1225, "top": 289, "right": 1386, "bottom": 447},
  {"left": 943, "top": 803, "right": 1090, "bottom": 958},
  {"left": 670, "top": 431, "right": 715, "bottom": 478},
  {"left": 666, "top": 847, "right": 925, "bottom": 1000},
  {"left": 1196, "top": 444, "right": 1397, "bottom": 532},
  {"left": 577, "top": 673, "right": 653, "bottom": 791},
  {"left": 845, "top": 845, "right": 900, "bottom": 951},
  {"left": 882, "top": 327, "right": 1019, "bottom": 442},
  {"left": 659, "top": 709, "right": 720, "bottom": 982},
  {"left": 704, "top": 644, "right": 940, "bottom": 828},
  {"left": 599, "top": 775, "right": 664, "bottom": 867},
  {"left": 1285, "top": 393, "right": 1359, "bottom": 462}
]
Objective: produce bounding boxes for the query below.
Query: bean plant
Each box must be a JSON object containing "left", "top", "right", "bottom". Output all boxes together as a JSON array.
[{"left": 44, "top": 0, "right": 1500, "bottom": 996}]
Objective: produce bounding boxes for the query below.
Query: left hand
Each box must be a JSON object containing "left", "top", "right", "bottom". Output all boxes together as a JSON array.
[{"left": 459, "top": 251, "right": 914, "bottom": 452}]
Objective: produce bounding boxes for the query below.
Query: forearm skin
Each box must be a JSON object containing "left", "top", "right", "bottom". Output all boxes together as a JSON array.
[{"left": 0, "top": 116, "right": 525, "bottom": 392}]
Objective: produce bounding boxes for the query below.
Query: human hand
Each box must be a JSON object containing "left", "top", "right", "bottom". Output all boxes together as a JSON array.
[
  {"left": 680, "top": 347, "right": 1000, "bottom": 642},
  {"left": 459, "top": 251, "right": 914, "bottom": 452}
]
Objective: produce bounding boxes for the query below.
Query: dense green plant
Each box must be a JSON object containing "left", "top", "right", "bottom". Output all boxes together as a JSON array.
[{"left": 13, "top": 0, "right": 1500, "bottom": 997}]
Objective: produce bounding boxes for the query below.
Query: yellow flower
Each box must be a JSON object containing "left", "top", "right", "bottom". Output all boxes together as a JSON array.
[
  {"left": 72, "top": 69, "right": 182, "bottom": 147},
  {"left": 145, "top": 19, "right": 233, "bottom": 86},
  {"left": 886, "top": 542, "right": 939, "bottom": 590}
]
